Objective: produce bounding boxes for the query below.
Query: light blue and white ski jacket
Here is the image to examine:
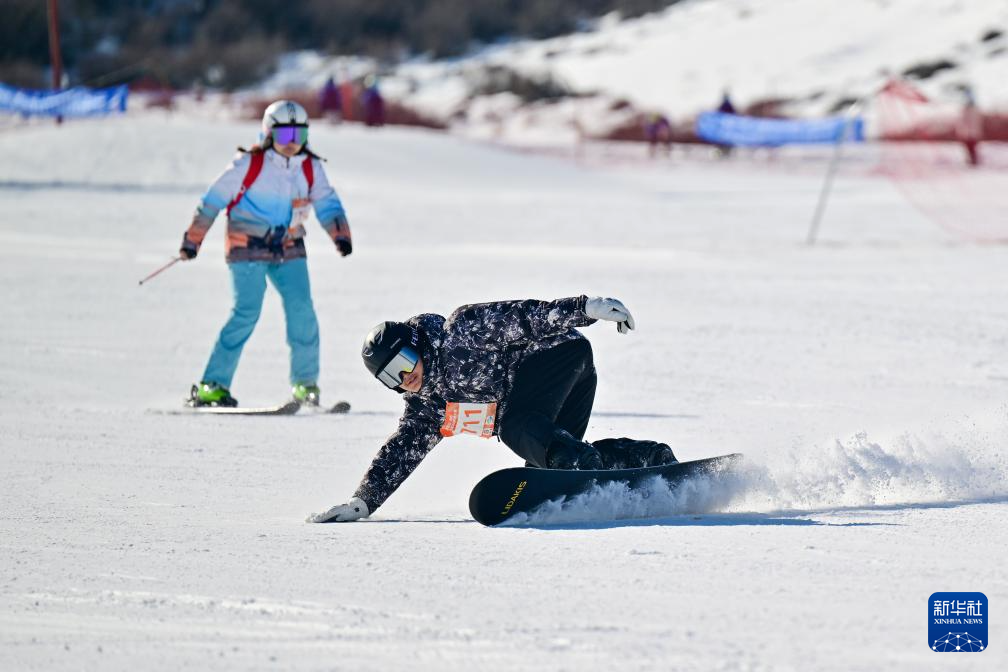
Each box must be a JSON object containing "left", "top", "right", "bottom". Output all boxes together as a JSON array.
[{"left": 183, "top": 148, "right": 350, "bottom": 263}]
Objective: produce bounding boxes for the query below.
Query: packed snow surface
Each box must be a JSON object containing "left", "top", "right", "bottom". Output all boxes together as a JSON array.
[{"left": 1, "top": 113, "right": 1006, "bottom": 670}]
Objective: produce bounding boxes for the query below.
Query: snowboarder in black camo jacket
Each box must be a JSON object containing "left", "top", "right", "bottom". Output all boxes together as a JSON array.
[{"left": 308, "top": 295, "right": 677, "bottom": 523}]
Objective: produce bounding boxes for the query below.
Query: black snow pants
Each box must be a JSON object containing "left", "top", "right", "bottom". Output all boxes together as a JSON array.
[
  {"left": 498, "top": 339, "right": 674, "bottom": 469},
  {"left": 498, "top": 339, "right": 597, "bottom": 468}
]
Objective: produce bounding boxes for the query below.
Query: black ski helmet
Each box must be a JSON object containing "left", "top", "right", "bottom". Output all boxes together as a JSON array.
[{"left": 362, "top": 321, "right": 420, "bottom": 384}]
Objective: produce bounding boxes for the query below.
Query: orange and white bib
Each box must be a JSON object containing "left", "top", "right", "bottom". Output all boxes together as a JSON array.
[{"left": 440, "top": 402, "right": 498, "bottom": 439}]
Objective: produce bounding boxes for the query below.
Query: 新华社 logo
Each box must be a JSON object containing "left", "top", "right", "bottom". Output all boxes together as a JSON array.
[{"left": 928, "top": 592, "right": 987, "bottom": 652}]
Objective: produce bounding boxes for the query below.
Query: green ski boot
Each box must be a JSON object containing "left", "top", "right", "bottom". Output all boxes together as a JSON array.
[
  {"left": 292, "top": 383, "right": 320, "bottom": 406},
  {"left": 188, "top": 381, "right": 238, "bottom": 408}
]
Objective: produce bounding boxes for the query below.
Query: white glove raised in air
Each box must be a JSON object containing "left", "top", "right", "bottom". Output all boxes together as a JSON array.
[
  {"left": 585, "top": 297, "right": 635, "bottom": 334},
  {"left": 307, "top": 497, "right": 370, "bottom": 523}
]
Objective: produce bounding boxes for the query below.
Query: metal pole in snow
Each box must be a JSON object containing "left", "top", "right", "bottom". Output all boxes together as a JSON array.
[
  {"left": 47, "top": 0, "right": 64, "bottom": 125},
  {"left": 806, "top": 99, "right": 864, "bottom": 246}
]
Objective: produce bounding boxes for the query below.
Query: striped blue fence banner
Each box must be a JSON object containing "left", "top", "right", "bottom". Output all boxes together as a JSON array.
[
  {"left": 696, "top": 111, "right": 864, "bottom": 146},
  {"left": 0, "top": 84, "right": 129, "bottom": 117}
]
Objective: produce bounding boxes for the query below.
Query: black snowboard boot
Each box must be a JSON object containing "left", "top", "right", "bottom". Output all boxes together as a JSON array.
[
  {"left": 645, "top": 442, "right": 678, "bottom": 467},
  {"left": 546, "top": 429, "right": 603, "bottom": 470},
  {"left": 592, "top": 438, "right": 678, "bottom": 469}
]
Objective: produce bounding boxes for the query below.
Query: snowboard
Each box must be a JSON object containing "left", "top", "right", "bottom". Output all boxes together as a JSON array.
[{"left": 468, "top": 453, "right": 742, "bottom": 526}]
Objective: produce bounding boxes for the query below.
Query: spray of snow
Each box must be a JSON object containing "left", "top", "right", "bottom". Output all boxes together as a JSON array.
[{"left": 505, "top": 409, "right": 1008, "bottom": 526}]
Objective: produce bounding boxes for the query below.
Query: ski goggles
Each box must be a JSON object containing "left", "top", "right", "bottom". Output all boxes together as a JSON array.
[
  {"left": 377, "top": 346, "right": 420, "bottom": 389},
  {"left": 272, "top": 125, "right": 308, "bottom": 146}
]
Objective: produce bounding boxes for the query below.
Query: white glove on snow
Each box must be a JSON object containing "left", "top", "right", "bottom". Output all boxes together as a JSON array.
[
  {"left": 585, "top": 297, "right": 635, "bottom": 334},
  {"left": 307, "top": 497, "right": 370, "bottom": 523}
]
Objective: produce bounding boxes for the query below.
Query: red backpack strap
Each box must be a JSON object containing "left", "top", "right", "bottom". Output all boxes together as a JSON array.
[
  {"left": 226, "top": 151, "right": 265, "bottom": 216},
  {"left": 301, "top": 156, "right": 314, "bottom": 190}
]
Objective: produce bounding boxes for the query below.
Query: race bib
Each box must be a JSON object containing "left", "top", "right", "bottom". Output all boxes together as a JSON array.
[
  {"left": 440, "top": 402, "right": 498, "bottom": 439},
  {"left": 290, "top": 197, "right": 312, "bottom": 229}
]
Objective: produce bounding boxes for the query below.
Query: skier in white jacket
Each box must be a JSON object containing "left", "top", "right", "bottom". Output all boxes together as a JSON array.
[{"left": 180, "top": 100, "right": 351, "bottom": 408}]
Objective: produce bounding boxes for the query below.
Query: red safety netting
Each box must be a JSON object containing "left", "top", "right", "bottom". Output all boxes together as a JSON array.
[{"left": 873, "top": 78, "right": 1008, "bottom": 242}]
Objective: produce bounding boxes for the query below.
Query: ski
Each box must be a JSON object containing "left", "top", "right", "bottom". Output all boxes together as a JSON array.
[
  {"left": 468, "top": 453, "right": 742, "bottom": 526},
  {"left": 183, "top": 399, "right": 302, "bottom": 416},
  {"left": 295, "top": 400, "right": 352, "bottom": 414},
  {"left": 170, "top": 399, "right": 351, "bottom": 416}
]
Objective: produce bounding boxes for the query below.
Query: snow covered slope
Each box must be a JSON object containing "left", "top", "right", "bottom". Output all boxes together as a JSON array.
[
  {"left": 0, "top": 113, "right": 1006, "bottom": 669},
  {"left": 506, "top": 0, "right": 1008, "bottom": 111},
  {"left": 384, "top": 0, "right": 1008, "bottom": 119},
  {"left": 259, "top": 1, "right": 1008, "bottom": 148}
]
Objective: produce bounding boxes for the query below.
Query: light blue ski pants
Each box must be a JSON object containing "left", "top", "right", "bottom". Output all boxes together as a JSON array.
[{"left": 202, "top": 257, "right": 320, "bottom": 389}]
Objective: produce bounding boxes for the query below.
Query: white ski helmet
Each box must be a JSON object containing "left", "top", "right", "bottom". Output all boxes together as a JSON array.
[{"left": 260, "top": 99, "right": 309, "bottom": 142}]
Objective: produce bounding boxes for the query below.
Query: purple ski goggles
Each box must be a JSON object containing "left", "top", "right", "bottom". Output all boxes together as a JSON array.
[{"left": 272, "top": 125, "right": 308, "bottom": 146}]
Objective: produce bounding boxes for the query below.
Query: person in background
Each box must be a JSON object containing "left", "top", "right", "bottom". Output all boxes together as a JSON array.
[
  {"left": 717, "top": 90, "right": 737, "bottom": 115},
  {"left": 179, "top": 100, "right": 352, "bottom": 408},
  {"left": 715, "top": 89, "right": 737, "bottom": 158},
  {"left": 957, "top": 86, "right": 983, "bottom": 167},
  {"left": 644, "top": 113, "right": 672, "bottom": 158},
  {"left": 362, "top": 74, "right": 386, "bottom": 128},
  {"left": 319, "top": 76, "right": 342, "bottom": 121}
]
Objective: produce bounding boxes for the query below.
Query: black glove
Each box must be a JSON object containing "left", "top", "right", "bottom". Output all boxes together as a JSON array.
[
  {"left": 332, "top": 218, "right": 352, "bottom": 257},
  {"left": 546, "top": 429, "right": 603, "bottom": 470},
  {"left": 179, "top": 236, "right": 198, "bottom": 260}
]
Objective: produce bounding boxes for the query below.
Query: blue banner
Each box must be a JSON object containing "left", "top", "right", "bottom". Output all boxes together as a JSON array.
[
  {"left": 0, "top": 84, "right": 128, "bottom": 118},
  {"left": 696, "top": 111, "right": 864, "bottom": 146}
]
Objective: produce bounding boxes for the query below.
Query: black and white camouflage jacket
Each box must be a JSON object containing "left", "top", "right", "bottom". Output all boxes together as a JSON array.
[{"left": 353, "top": 295, "right": 596, "bottom": 513}]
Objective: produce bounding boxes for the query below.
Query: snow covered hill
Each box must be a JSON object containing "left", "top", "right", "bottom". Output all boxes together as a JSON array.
[
  {"left": 438, "top": 0, "right": 1008, "bottom": 115},
  {"left": 254, "top": 0, "right": 1008, "bottom": 145}
]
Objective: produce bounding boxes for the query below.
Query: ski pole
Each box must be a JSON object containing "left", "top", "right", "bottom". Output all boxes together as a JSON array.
[{"left": 138, "top": 257, "right": 183, "bottom": 286}]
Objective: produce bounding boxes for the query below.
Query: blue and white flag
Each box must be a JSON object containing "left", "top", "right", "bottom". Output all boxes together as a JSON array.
[
  {"left": 0, "top": 84, "right": 129, "bottom": 118},
  {"left": 696, "top": 111, "right": 864, "bottom": 146}
]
